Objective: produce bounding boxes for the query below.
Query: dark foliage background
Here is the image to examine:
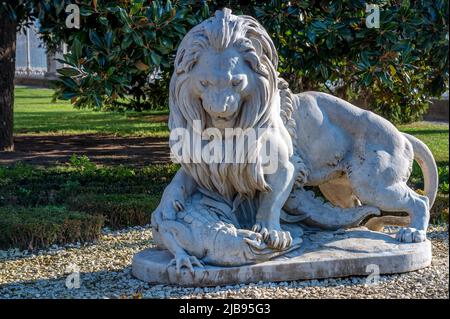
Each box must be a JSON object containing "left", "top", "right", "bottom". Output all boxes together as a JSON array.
[{"left": 2, "top": 0, "right": 449, "bottom": 123}]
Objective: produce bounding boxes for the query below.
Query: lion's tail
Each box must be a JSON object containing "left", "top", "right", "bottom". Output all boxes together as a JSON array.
[
  {"left": 403, "top": 133, "right": 439, "bottom": 207},
  {"left": 365, "top": 133, "right": 438, "bottom": 231}
]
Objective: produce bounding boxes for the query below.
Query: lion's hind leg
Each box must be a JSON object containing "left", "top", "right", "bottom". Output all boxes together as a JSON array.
[{"left": 353, "top": 181, "right": 429, "bottom": 243}]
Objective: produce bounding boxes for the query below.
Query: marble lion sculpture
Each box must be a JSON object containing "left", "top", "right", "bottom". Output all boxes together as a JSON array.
[{"left": 151, "top": 9, "right": 438, "bottom": 271}]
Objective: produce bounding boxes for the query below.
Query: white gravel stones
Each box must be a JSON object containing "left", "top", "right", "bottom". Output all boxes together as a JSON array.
[{"left": 0, "top": 224, "right": 448, "bottom": 299}]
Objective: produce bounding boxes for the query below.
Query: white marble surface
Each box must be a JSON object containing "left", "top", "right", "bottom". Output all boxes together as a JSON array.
[
  {"left": 132, "top": 228, "right": 432, "bottom": 286},
  {"left": 139, "top": 8, "right": 438, "bottom": 276}
]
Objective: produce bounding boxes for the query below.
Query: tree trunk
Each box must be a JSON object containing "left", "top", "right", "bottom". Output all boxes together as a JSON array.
[{"left": 0, "top": 16, "right": 17, "bottom": 152}]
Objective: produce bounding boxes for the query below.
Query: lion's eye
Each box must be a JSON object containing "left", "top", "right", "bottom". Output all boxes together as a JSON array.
[
  {"left": 232, "top": 79, "right": 242, "bottom": 87},
  {"left": 200, "top": 80, "right": 209, "bottom": 88}
]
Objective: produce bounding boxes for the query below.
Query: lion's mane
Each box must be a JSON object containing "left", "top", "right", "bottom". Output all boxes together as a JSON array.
[{"left": 168, "top": 9, "right": 286, "bottom": 202}]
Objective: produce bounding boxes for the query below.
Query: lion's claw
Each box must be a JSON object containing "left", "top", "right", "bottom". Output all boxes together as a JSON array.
[
  {"left": 172, "top": 199, "right": 185, "bottom": 212},
  {"left": 269, "top": 230, "right": 280, "bottom": 248},
  {"left": 261, "top": 228, "right": 270, "bottom": 241},
  {"left": 271, "top": 229, "right": 292, "bottom": 250},
  {"left": 251, "top": 224, "right": 261, "bottom": 233},
  {"left": 252, "top": 222, "right": 292, "bottom": 250},
  {"left": 168, "top": 254, "right": 204, "bottom": 276},
  {"left": 396, "top": 227, "right": 426, "bottom": 243}
]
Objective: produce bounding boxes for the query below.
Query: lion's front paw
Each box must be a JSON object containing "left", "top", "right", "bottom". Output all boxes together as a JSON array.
[
  {"left": 396, "top": 227, "right": 426, "bottom": 243},
  {"left": 252, "top": 222, "right": 292, "bottom": 250},
  {"left": 167, "top": 253, "right": 204, "bottom": 276}
]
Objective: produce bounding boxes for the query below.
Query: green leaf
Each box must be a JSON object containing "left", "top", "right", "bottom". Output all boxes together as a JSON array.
[
  {"left": 105, "top": 31, "right": 114, "bottom": 49},
  {"left": 121, "top": 36, "right": 133, "bottom": 50},
  {"left": 202, "top": 2, "right": 209, "bottom": 18},
  {"left": 58, "top": 77, "right": 78, "bottom": 89},
  {"left": 118, "top": 8, "right": 131, "bottom": 26},
  {"left": 99, "top": 16, "right": 109, "bottom": 26},
  {"left": 79, "top": 7, "right": 95, "bottom": 16},
  {"left": 57, "top": 67, "right": 81, "bottom": 77},
  {"left": 131, "top": 1, "right": 143, "bottom": 15},
  {"left": 132, "top": 32, "right": 144, "bottom": 46},
  {"left": 72, "top": 39, "right": 82, "bottom": 62},
  {"left": 150, "top": 51, "right": 162, "bottom": 66},
  {"left": 319, "top": 64, "right": 329, "bottom": 79},
  {"left": 389, "top": 65, "right": 397, "bottom": 76},
  {"left": 326, "top": 37, "right": 334, "bottom": 49},
  {"left": 89, "top": 30, "right": 103, "bottom": 48},
  {"left": 165, "top": 0, "right": 173, "bottom": 12},
  {"left": 363, "top": 73, "right": 373, "bottom": 86},
  {"left": 61, "top": 92, "right": 78, "bottom": 100},
  {"left": 160, "top": 38, "right": 173, "bottom": 50},
  {"left": 105, "top": 81, "right": 113, "bottom": 96},
  {"left": 144, "top": 30, "right": 156, "bottom": 41},
  {"left": 186, "top": 17, "right": 196, "bottom": 25},
  {"left": 172, "top": 23, "right": 186, "bottom": 34},
  {"left": 306, "top": 29, "right": 316, "bottom": 43}
]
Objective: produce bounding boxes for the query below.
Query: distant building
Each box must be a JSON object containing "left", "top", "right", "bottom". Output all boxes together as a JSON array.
[{"left": 15, "top": 21, "right": 65, "bottom": 85}]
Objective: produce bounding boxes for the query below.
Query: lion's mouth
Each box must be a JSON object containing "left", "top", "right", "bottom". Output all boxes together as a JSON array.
[
  {"left": 200, "top": 98, "right": 244, "bottom": 126},
  {"left": 210, "top": 113, "right": 239, "bottom": 129},
  {"left": 216, "top": 115, "right": 233, "bottom": 121}
]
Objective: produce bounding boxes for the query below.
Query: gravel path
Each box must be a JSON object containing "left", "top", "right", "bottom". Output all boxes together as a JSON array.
[{"left": 0, "top": 225, "right": 448, "bottom": 299}]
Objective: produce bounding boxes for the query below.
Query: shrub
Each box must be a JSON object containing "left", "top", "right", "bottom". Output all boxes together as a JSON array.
[
  {"left": 38, "top": 0, "right": 208, "bottom": 110},
  {"left": 0, "top": 161, "right": 177, "bottom": 206},
  {"left": 0, "top": 206, "right": 104, "bottom": 250},
  {"left": 409, "top": 163, "right": 448, "bottom": 222},
  {"left": 66, "top": 194, "right": 160, "bottom": 229},
  {"left": 430, "top": 193, "right": 449, "bottom": 223},
  {"left": 255, "top": 0, "right": 449, "bottom": 123},
  {"left": 438, "top": 166, "right": 449, "bottom": 194}
]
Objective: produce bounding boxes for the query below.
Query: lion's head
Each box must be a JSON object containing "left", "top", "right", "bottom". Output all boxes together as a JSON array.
[
  {"left": 169, "top": 8, "right": 278, "bottom": 132},
  {"left": 168, "top": 9, "right": 282, "bottom": 201}
]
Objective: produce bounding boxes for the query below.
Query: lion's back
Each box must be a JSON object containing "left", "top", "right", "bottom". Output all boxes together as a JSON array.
[{"left": 291, "top": 91, "right": 410, "bottom": 163}]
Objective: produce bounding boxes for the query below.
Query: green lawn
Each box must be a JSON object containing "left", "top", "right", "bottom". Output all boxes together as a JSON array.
[
  {"left": 398, "top": 122, "right": 449, "bottom": 166},
  {"left": 15, "top": 87, "right": 448, "bottom": 164},
  {"left": 14, "top": 87, "right": 169, "bottom": 137}
]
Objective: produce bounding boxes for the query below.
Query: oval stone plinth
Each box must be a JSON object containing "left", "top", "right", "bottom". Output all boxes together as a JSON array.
[{"left": 132, "top": 228, "right": 432, "bottom": 287}]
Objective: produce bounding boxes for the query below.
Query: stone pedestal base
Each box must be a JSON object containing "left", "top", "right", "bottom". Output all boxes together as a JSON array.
[{"left": 132, "top": 228, "right": 432, "bottom": 287}]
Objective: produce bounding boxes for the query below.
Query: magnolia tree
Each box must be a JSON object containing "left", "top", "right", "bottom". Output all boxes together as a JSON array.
[
  {"left": 37, "top": 0, "right": 209, "bottom": 110},
  {"left": 0, "top": 0, "right": 448, "bottom": 151},
  {"left": 48, "top": 0, "right": 448, "bottom": 123},
  {"left": 255, "top": 0, "right": 449, "bottom": 123}
]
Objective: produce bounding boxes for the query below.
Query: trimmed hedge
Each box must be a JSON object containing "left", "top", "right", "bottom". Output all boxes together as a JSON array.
[
  {"left": 0, "top": 206, "right": 104, "bottom": 250},
  {"left": 0, "top": 159, "right": 446, "bottom": 250},
  {"left": 0, "top": 161, "right": 173, "bottom": 249},
  {"left": 0, "top": 162, "right": 177, "bottom": 207},
  {"left": 431, "top": 194, "right": 449, "bottom": 223},
  {"left": 66, "top": 194, "right": 160, "bottom": 229}
]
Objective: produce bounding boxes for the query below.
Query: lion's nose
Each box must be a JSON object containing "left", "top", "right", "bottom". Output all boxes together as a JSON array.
[
  {"left": 205, "top": 91, "right": 238, "bottom": 116},
  {"left": 212, "top": 95, "right": 233, "bottom": 113}
]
